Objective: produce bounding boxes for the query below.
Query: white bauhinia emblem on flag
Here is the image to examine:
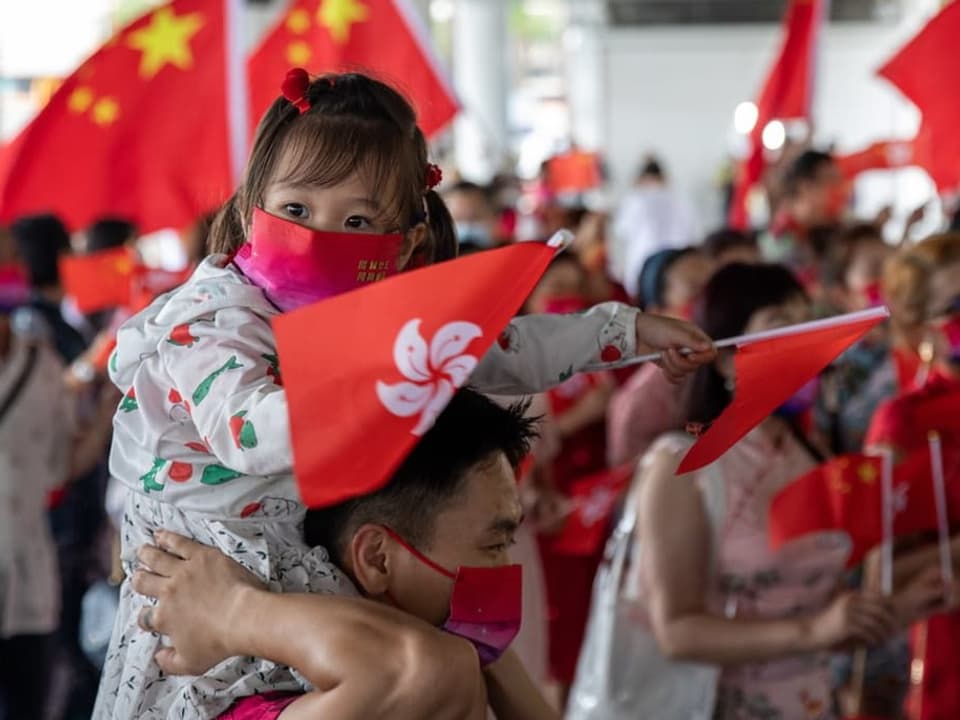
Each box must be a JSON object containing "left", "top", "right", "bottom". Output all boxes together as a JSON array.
[{"left": 377, "top": 319, "right": 483, "bottom": 435}]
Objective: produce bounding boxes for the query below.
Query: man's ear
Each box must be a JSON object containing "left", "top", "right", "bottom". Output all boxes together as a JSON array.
[{"left": 349, "top": 524, "right": 393, "bottom": 596}]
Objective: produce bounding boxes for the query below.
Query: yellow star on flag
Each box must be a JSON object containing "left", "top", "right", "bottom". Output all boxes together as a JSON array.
[
  {"left": 857, "top": 462, "right": 878, "bottom": 484},
  {"left": 317, "top": 0, "right": 368, "bottom": 44},
  {"left": 287, "top": 40, "right": 313, "bottom": 66},
  {"left": 126, "top": 7, "right": 205, "bottom": 79},
  {"left": 287, "top": 7, "right": 311, "bottom": 34},
  {"left": 68, "top": 87, "right": 94, "bottom": 114},
  {"left": 92, "top": 97, "right": 120, "bottom": 126}
]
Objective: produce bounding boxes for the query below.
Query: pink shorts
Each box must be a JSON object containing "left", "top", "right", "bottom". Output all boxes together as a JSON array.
[{"left": 218, "top": 692, "right": 301, "bottom": 720}]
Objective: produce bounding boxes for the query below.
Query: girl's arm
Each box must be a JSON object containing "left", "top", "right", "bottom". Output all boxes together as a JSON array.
[
  {"left": 133, "top": 532, "right": 486, "bottom": 720},
  {"left": 472, "top": 304, "right": 713, "bottom": 395},
  {"left": 159, "top": 307, "right": 292, "bottom": 476},
  {"left": 636, "top": 445, "right": 898, "bottom": 665}
]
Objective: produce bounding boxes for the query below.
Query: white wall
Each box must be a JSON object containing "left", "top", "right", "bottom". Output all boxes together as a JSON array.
[{"left": 599, "top": 4, "right": 943, "bottom": 233}]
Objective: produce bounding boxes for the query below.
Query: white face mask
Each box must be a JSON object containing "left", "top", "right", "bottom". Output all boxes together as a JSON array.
[{"left": 455, "top": 221, "right": 494, "bottom": 249}]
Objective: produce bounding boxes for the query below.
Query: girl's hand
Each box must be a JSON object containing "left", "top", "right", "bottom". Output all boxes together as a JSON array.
[
  {"left": 893, "top": 564, "right": 960, "bottom": 626},
  {"left": 635, "top": 313, "right": 716, "bottom": 383},
  {"left": 809, "top": 591, "right": 897, "bottom": 650},
  {"left": 131, "top": 530, "right": 266, "bottom": 675}
]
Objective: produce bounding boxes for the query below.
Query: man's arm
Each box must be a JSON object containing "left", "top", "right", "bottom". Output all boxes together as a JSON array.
[{"left": 133, "top": 531, "right": 486, "bottom": 720}]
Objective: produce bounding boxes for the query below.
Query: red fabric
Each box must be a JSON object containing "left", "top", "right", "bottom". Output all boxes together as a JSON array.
[
  {"left": 678, "top": 313, "right": 884, "bottom": 474},
  {"left": 878, "top": 2, "right": 960, "bottom": 192},
  {"left": 893, "top": 345, "right": 923, "bottom": 393},
  {"left": 59, "top": 248, "right": 136, "bottom": 314},
  {"left": 769, "top": 447, "right": 960, "bottom": 566},
  {"left": 546, "top": 463, "right": 633, "bottom": 556},
  {"left": 545, "top": 151, "right": 602, "bottom": 194},
  {"left": 905, "top": 615, "right": 960, "bottom": 720},
  {"left": 729, "top": 0, "right": 825, "bottom": 228},
  {"left": 0, "top": 1, "right": 232, "bottom": 232},
  {"left": 248, "top": 0, "right": 458, "bottom": 139},
  {"left": 217, "top": 692, "right": 300, "bottom": 720},
  {"left": 274, "top": 241, "right": 558, "bottom": 508},
  {"left": 866, "top": 373, "right": 960, "bottom": 454},
  {"left": 836, "top": 139, "right": 915, "bottom": 179}
]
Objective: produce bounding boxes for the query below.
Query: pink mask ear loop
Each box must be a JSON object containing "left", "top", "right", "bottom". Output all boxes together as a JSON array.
[{"left": 380, "top": 526, "right": 456, "bottom": 580}]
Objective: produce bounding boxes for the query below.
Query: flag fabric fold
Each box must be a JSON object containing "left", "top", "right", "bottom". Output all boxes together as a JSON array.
[
  {"left": 275, "top": 239, "right": 562, "bottom": 508},
  {"left": 677, "top": 311, "right": 885, "bottom": 474}
]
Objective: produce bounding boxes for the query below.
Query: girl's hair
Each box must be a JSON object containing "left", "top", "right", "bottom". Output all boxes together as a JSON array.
[
  {"left": 685, "top": 263, "right": 807, "bottom": 425},
  {"left": 209, "top": 72, "right": 456, "bottom": 265},
  {"left": 883, "top": 233, "right": 960, "bottom": 331}
]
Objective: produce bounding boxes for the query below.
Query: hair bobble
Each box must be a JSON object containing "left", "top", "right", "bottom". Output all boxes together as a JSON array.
[
  {"left": 281, "top": 68, "right": 311, "bottom": 114},
  {"left": 425, "top": 163, "right": 443, "bottom": 191}
]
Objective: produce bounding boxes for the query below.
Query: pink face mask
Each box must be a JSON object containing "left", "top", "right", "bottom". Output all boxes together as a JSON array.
[
  {"left": 234, "top": 208, "right": 404, "bottom": 312},
  {"left": 383, "top": 527, "right": 522, "bottom": 666}
]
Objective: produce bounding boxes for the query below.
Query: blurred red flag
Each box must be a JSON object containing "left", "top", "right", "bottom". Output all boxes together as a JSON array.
[
  {"left": 0, "top": 0, "right": 233, "bottom": 233},
  {"left": 546, "top": 151, "right": 602, "bottom": 194},
  {"left": 835, "top": 139, "right": 915, "bottom": 179},
  {"left": 59, "top": 247, "right": 136, "bottom": 314},
  {"left": 677, "top": 311, "right": 884, "bottom": 474},
  {"left": 728, "top": 0, "right": 825, "bottom": 229},
  {"left": 248, "top": 0, "right": 458, "bottom": 138},
  {"left": 878, "top": 3, "right": 960, "bottom": 192},
  {"left": 770, "top": 447, "right": 960, "bottom": 566},
  {"left": 275, "top": 239, "right": 563, "bottom": 508},
  {"left": 546, "top": 463, "right": 634, "bottom": 556}
]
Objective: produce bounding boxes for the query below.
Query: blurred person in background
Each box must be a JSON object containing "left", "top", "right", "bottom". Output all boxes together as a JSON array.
[
  {"left": 702, "top": 228, "right": 761, "bottom": 267},
  {"left": 607, "top": 247, "right": 716, "bottom": 467},
  {"left": 570, "top": 263, "right": 947, "bottom": 720},
  {"left": 610, "top": 156, "right": 698, "bottom": 300},
  {"left": 814, "top": 223, "right": 897, "bottom": 455},
  {"left": 865, "top": 233, "right": 960, "bottom": 720},
  {"left": 181, "top": 210, "right": 217, "bottom": 269},
  {"left": 442, "top": 180, "right": 500, "bottom": 254}
]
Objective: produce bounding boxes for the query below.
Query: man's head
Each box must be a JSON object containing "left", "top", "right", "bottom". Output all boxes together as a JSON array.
[
  {"left": 85, "top": 217, "right": 137, "bottom": 254},
  {"left": 443, "top": 181, "right": 498, "bottom": 251},
  {"left": 303, "top": 388, "right": 537, "bottom": 626},
  {"left": 782, "top": 150, "right": 848, "bottom": 228},
  {"left": 635, "top": 156, "right": 665, "bottom": 187},
  {"left": 11, "top": 214, "right": 71, "bottom": 290}
]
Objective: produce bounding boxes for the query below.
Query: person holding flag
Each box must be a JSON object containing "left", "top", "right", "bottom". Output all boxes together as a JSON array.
[
  {"left": 567, "top": 263, "right": 945, "bottom": 719},
  {"left": 866, "top": 232, "right": 960, "bottom": 720},
  {"left": 95, "top": 68, "right": 714, "bottom": 719}
]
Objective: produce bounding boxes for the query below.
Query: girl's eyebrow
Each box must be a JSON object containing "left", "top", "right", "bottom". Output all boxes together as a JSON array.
[{"left": 349, "top": 197, "right": 382, "bottom": 211}]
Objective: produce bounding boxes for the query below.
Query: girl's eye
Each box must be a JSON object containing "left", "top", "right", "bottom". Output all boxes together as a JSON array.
[
  {"left": 345, "top": 215, "right": 371, "bottom": 230},
  {"left": 284, "top": 203, "right": 308, "bottom": 219}
]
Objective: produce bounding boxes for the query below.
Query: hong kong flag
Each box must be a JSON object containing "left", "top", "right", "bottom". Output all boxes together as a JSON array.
[{"left": 275, "top": 236, "right": 567, "bottom": 508}]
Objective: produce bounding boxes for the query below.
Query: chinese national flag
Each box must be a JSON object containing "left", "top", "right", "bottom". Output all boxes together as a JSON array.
[
  {"left": 0, "top": 0, "right": 233, "bottom": 233},
  {"left": 546, "top": 151, "right": 602, "bottom": 194},
  {"left": 248, "top": 0, "right": 458, "bottom": 138},
  {"left": 878, "top": 2, "right": 960, "bottom": 192},
  {"left": 275, "top": 240, "right": 561, "bottom": 508},
  {"left": 59, "top": 247, "right": 136, "bottom": 314},
  {"left": 677, "top": 312, "right": 884, "bottom": 474},
  {"left": 835, "top": 139, "right": 915, "bottom": 179},
  {"left": 728, "top": 0, "right": 824, "bottom": 229},
  {"left": 770, "top": 447, "right": 960, "bottom": 566}
]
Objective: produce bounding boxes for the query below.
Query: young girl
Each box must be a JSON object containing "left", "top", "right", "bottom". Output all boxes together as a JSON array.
[{"left": 94, "top": 69, "right": 713, "bottom": 720}]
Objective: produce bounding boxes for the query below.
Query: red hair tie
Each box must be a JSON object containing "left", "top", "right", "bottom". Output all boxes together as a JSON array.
[
  {"left": 281, "top": 68, "right": 311, "bottom": 114},
  {"left": 425, "top": 163, "right": 443, "bottom": 191}
]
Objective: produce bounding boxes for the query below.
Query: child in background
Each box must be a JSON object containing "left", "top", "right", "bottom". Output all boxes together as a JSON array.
[{"left": 95, "top": 70, "right": 714, "bottom": 720}]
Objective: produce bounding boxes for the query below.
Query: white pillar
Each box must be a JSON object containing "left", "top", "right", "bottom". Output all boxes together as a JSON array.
[
  {"left": 564, "top": 0, "right": 607, "bottom": 152},
  {"left": 452, "top": 0, "right": 508, "bottom": 183}
]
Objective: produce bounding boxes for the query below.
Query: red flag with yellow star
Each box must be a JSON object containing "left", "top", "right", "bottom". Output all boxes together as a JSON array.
[
  {"left": 0, "top": 0, "right": 233, "bottom": 233},
  {"left": 248, "top": 0, "right": 458, "bottom": 138}
]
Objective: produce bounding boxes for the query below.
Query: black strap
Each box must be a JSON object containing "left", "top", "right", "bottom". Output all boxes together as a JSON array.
[{"left": 0, "top": 344, "right": 39, "bottom": 425}]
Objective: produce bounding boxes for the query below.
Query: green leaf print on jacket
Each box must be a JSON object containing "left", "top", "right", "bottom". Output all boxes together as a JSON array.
[
  {"left": 201, "top": 464, "right": 244, "bottom": 485},
  {"left": 191, "top": 356, "right": 243, "bottom": 406},
  {"left": 120, "top": 387, "right": 138, "bottom": 413},
  {"left": 262, "top": 353, "right": 282, "bottom": 385},
  {"left": 229, "top": 411, "right": 258, "bottom": 450},
  {"left": 140, "top": 457, "right": 166, "bottom": 494}
]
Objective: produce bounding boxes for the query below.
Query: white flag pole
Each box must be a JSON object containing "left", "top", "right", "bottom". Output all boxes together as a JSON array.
[
  {"left": 225, "top": 0, "right": 249, "bottom": 184},
  {"left": 878, "top": 446, "right": 895, "bottom": 597},
  {"left": 584, "top": 306, "right": 890, "bottom": 372},
  {"left": 929, "top": 431, "right": 954, "bottom": 606}
]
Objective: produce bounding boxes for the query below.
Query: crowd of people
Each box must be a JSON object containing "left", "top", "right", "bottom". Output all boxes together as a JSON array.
[{"left": 0, "top": 68, "right": 959, "bottom": 720}]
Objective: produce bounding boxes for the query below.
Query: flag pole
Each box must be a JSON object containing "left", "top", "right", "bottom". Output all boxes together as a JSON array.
[
  {"left": 928, "top": 431, "right": 954, "bottom": 605},
  {"left": 225, "top": 0, "right": 249, "bottom": 184},
  {"left": 585, "top": 306, "right": 890, "bottom": 372},
  {"left": 879, "top": 446, "right": 895, "bottom": 597}
]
